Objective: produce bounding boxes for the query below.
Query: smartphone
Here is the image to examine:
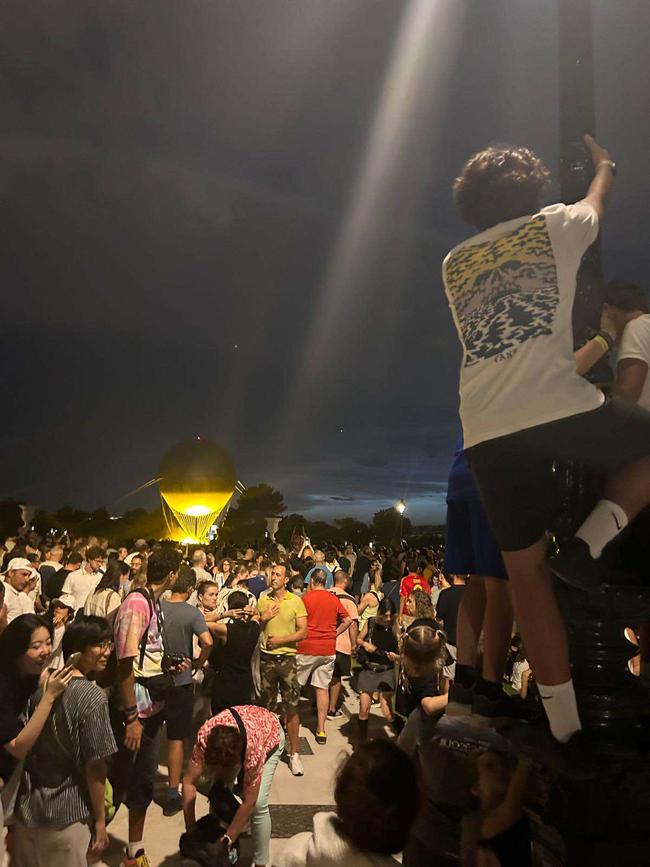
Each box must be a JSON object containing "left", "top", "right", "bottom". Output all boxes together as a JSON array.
[{"left": 64, "top": 651, "right": 82, "bottom": 669}]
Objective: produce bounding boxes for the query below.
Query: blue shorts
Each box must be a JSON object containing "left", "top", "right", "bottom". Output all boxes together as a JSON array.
[{"left": 444, "top": 499, "right": 507, "bottom": 579}]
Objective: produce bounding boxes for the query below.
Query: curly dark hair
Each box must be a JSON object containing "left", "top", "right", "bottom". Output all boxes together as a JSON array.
[
  {"left": 453, "top": 144, "right": 551, "bottom": 230},
  {"left": 146, "top": 548, "right": 182, "bottom": 586},
  {"left": 204, "top": 725, "right": 243, "bottom": 768}
]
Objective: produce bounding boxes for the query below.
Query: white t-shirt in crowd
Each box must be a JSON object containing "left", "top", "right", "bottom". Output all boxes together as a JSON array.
[
  {"left": 2, "top": 581, "right": 36, "bottom": 623},
  {"left": 275, "top": 811, "right": 400, "bottom": 867},
  {"left": 59, "top": 567, "right": 101, "bottom": 612},
  {"left": 443, "top": 201, "right": 604, "bottom": 448},
  {"left": 511, "top": 659, "right": 531, "bottom": 692},
  {"left": 618, "top": 314, "right": 650, "bottom": 412}
]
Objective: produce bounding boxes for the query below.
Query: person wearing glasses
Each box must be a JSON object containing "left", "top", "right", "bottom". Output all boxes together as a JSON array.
[{"left": 11, "top": 616, "right": 117, "bottom": 867}]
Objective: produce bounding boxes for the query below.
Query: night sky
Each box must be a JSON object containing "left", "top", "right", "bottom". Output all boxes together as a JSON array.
[{"left": 1, "top": 1, "right": 649, "bottom": 525}]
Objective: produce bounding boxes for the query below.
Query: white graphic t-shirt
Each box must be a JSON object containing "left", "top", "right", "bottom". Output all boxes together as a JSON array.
[
  {"left": 443, "top": 201, "right": 604, "bottom": 448},
  {"left": 617, "top": 314, "right": 650, "bottom": 412}
]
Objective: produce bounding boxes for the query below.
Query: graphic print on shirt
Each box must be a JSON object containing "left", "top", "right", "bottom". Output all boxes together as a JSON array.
[{"left": 445, "top": 216, "right": 559, "bottom": 367}]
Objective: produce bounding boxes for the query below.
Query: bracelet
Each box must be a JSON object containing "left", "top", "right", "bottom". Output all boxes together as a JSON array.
[
  {"left": 596, "top": 159, "right": 617, "bottom": 176},
  {"left": 221, "top": 834, "right": 233, "bottom": 849},
  {"left": 593, "top": 334, "right": 610, "bottom": 353},
  {"left": 125, "top": 712, "right": 139, "bottom": 724},
  {"left": 124, "top": 704, "right": 137, "bottom": 714},
  {"left": 595, "top": 329, "right": 615, "bottom": 351}
]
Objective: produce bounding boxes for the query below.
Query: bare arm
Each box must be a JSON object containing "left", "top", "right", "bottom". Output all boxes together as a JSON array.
[
  {"left": 421, "top": 693, "right": 449, "bottom": 715},
  {"left": 182, "top": 758, "right": 202, "bottom": 829},
  {"left": 4, "top": 668, "right": 74, "bottom": 759},
  {"left": 349, "top": 619, "right": 358, "bottom": 649},
  {"left": 355, "top": 621, "right": 369, "bottom": 647},
  {"left": 574, "top": 338, "right": 609, "bottom": 377},
  {"left": 194, "top": 630, "right": 213, "bottom": 667},
  {"left": 582, "top": 133, "right": 615, "bottom": 222},
  {"left": 86, "top": 757, "right": 109, "bottom": 856},
  {"left": 519, "top": 668, "right": 533, "bottom": 700},
  {"left": 615, "top": 358, "right": 648, "bottom": 404},
  {"left": 266, "top": 615, "right": 308, "bottom": 650},
  {"left": 335, "top": 616, "right": 352, "bottom": 637},
  {"left": 481, "top": 757, "right": 532, "bottom": 839},
  {"left": 116, "top": 657, "right": 142, "bottom": 752},
  {"left": 225, "top": 778, "right": 262, "bottom": 843}
]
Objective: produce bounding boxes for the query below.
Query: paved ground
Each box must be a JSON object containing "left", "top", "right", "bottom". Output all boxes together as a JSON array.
[{"left": 95, "top": 680, "right": 393, "bottom": 866}]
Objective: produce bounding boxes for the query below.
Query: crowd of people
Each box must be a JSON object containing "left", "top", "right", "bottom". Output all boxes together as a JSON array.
[
  {"left": 1, "top": 133, "right": 649, "bottom": 867},
  {"left": 0, "top": 526, "right": 541, "bottom": 866},
  {"left": 0, "top": 533, "right": 492, "bottom": 867}
]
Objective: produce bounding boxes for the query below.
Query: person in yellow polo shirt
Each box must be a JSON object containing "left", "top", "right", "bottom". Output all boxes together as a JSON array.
[{"left": 258, "top": 563, "right": 307, "bottom": 777}]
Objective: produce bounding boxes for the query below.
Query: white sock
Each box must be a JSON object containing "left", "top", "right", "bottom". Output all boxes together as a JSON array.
[
  {"left": 128, "top": 841, "right": 145, "bottom": 858},
  {"left": 575, "top": 499, "right": 628, "bottom": 558},
  {"left": 537, "top": 679, "right": 581, "bottom": 743}
]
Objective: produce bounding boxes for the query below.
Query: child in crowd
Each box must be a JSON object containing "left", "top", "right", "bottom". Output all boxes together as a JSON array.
[
  {"left": 275, "top": 740, "right": 419, "bottom": 866},
  {"left": 463, "top": 751, "right": 533, "bottom": 867}
]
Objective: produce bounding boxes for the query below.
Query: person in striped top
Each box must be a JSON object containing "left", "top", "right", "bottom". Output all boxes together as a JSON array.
[{"left": 12, "top": 615, "right": 117, "bottom": 867}]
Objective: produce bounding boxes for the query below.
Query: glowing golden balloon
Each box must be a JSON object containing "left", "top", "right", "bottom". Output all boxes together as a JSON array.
[{"left": 158, "top": 438, "right": 236, "bottom": 542}]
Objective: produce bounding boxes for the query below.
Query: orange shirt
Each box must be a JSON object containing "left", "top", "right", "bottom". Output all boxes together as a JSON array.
[{"left": 298, "top": 589, "right": 349, "bottom": 656}]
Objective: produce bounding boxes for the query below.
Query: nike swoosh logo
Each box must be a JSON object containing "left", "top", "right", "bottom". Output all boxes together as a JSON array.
[
  {"left": 539, "top": 694, "right": 553, "bottom": 700},
  {"left": 613, "top": 513, "right": 622, "bottom": 531}
]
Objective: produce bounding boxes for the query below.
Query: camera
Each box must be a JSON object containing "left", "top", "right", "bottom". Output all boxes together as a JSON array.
[{"left": 161, "top": 652, "right": 185, "bottom": 673}]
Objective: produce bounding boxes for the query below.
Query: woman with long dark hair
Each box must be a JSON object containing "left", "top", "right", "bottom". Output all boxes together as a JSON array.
[
  {"left": 84, "top": 559, "right": 129, "bottom": 626},
  {"left": 0, "top": 615, "right": 73, "bottom": 864}
]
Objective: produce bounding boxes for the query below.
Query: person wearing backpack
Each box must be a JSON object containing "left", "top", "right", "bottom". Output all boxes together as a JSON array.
[{"left": 112, "top": 547, "right": 186, "bottom": 867}]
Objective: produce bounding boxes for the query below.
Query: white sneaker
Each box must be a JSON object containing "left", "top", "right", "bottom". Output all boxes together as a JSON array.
[{"left": 288, "top": 752, "right": 304, "bottom": 776}]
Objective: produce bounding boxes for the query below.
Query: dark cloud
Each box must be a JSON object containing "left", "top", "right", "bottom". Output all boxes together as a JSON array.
[{"left": 1, "top": 0, "right": 649, "bottom": 525}]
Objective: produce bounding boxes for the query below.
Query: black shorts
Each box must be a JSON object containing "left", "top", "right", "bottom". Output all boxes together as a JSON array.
[
  {"left": 333, "top": 651, "right": 351, "bottom": 679},
  {"left": 164, "top": 683, "right": 194, "bottom": 740},
  {"left": 466, "top": 396, "right": 650, "bottom": 552}
]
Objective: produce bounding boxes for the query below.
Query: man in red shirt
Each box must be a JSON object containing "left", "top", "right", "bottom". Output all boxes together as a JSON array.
[{"left": 297, "top": 569, "right": 352, "bottom": 745}]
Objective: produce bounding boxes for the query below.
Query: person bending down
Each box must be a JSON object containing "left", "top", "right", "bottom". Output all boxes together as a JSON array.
[{"left": 182, "top": 704, "right": 284, "bottom": 867}]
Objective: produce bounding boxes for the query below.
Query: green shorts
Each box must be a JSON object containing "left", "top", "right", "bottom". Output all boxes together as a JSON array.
[{"left": 259, "top": 652, "right": 300, "bottom": 714}]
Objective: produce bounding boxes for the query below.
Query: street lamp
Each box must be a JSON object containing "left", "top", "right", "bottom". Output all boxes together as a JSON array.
[{"left": 395, "top": 498, "right": 406, "bottom": 515}]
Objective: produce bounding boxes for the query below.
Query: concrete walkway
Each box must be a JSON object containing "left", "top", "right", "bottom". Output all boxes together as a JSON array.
[{"left": 95, "top": 683, "right": 393, "bottom": 866}]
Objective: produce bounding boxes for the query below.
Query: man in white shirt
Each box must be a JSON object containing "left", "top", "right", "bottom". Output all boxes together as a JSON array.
[
  {"left": 604, "top": 280, "right": 650, "bottom": 677},
  {"left": 444, "top": 134, "right": 650, "bottom": 748},
  {"left": 59, "top": 545, "right": 106, "bottom": 612},
  {"left": 191, "top": 549, "right": 212, "bottom": 584},
  {"left": 603, "top": 280, "right": 650, "bottom": 411},
  {"left": 1, "top": 558, "right": 37, "bottom": 623}
]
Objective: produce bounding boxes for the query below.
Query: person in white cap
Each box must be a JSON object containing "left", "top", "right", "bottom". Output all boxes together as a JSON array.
[
  {"left": 124, "top": 540, "right": 148, "bottom": 567},
  {"left": 1, "top": 558, "right": 37, "bottom": 623}
]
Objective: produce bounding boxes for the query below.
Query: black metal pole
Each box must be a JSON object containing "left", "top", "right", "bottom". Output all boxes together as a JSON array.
[{"left": 558, "top": 0, "right": 609, "bottom": 383}]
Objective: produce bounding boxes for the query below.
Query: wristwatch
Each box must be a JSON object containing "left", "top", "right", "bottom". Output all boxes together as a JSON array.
[{"left": 596, "top": 159, "right": 617, "bottom": 176}]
